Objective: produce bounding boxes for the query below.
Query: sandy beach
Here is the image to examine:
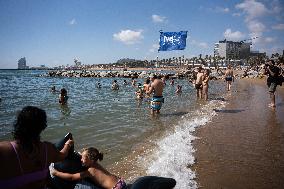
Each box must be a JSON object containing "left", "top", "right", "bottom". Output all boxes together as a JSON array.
[{"left": 193, "top": 78, "right": 284, "bottom": 188}]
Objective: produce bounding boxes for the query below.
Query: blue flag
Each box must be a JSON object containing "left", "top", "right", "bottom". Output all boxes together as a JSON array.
[{"left": 158, "top": 31, "right": 188, "bottom": 51}]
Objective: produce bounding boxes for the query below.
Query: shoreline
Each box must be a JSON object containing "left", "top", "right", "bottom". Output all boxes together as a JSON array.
[{"left": 193, "top": 78, "right": 284, "bottom": 188}]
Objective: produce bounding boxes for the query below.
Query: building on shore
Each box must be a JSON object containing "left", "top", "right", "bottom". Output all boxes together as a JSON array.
[
  {"left": 18, "top": 57, "right": 29, "bottom": 69},
  {"left": 214, "top": 39, "right": 251, "bottom": 60}
]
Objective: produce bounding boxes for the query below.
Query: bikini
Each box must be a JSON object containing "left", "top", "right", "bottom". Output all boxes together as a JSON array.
[
  {"left": 112, "top": 178, "right": 127, "bottom": 189},
  {"left": 0, "top": 142, "right": 49, "bottom": 189}
]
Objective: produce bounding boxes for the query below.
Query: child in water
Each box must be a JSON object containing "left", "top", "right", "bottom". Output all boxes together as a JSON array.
[
  {"left": 51, "top": 147, "right": 127, "bottom": 189},
  {"left": 59, "top": 88, "right": 68, "bottom": 105},
  {"left": 135, "top": 83, "right": 144, "bottom": 99}
]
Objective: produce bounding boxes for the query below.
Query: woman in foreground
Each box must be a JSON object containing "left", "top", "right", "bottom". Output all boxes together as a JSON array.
[{"left": 0, "top": 106, "right": 73, "bottom": 189}]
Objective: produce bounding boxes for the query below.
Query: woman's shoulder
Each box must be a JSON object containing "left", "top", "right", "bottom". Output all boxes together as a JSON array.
[{"left": 0, "top": 141, "right": 13, "bottom": 151}]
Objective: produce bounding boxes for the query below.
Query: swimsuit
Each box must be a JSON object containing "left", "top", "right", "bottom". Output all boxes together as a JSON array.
[
  {"left": 151, "top": 96, "right": 164, "bottom": 110},
  {"left": 225, "top": 76, "right": 233, "bottom": 81},
  {"left": 112, "top": 178, "right": 127, "bottom": 189},
  {"left": 0, "top": 142, "right": 49, "bottom": 189},
  {"left": 195, "top": 84, "right": 202, "bottom": 89}
]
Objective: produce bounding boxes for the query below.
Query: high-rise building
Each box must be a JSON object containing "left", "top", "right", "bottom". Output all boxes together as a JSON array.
[
  {"left": 18, "top": 57, "right": 28, "bottom": 69},
  {"left": 214, "top": 40, "right": 251, "bottom": 59}
]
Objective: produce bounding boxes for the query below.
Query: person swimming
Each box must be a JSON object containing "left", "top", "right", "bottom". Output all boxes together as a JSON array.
[
  {"left": 97, "top": 82, "right": 102, "bottom": 89},
  {"left": 112, "top": 80, "right": 119, "bottom": 90}
]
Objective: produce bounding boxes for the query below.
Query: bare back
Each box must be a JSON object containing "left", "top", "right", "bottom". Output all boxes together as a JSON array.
[
  {"left": 87, "top": 163, "right": 118, "bottom": 189},
  {"left": 150, "top": 79, "right": 164, "bottom": 96},
  {"left": 225, "top": 68, "right": 233, "bottom": 77},
  {"left": 195, "top": 72, "right": 204, "bottom": 84},
  {"left": 0, "top": 141, "right": 64, "bottom": 189}
]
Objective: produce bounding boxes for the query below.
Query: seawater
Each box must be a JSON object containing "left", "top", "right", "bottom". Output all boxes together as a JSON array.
[{"left": 0, "top": 69, "right": 227, "bottom": 189}]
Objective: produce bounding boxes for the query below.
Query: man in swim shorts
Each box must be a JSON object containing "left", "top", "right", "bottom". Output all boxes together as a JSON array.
[
  {"left": 263, "top": 59, "right": 280, "bottom": 108},
  {"left": 194, "top": 67, "right": 203, "bottom": 99},
  {"left": 224, "top": 65, "right": 234, "bottom": 91},
  {"left": 146, "top": 74, "right": 164, "bottom": 114}
]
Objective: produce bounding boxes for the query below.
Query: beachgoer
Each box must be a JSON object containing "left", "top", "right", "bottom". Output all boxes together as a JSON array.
[
  {"left": 176, "top": 85, "right": 182, "bottom": 94},
  {"left": 131, "top": 78, "right": 136, "bottom": 87},
  {"left": 224, "top": 65, "right": 234, "bottom": 91},
  {"left": 135, "top": 83, "right": 144, "bottom": 99},
  {"left": 51, "top": 147, "right": 127, "bottom": 189},
  {"left": 123, "top": 80, "right": 128, "bottom": 85},
  {"left": 143, "top": 78, "right": 151, "bottom": 99},
  {"left": 146, "top": 74, "right": 164, "bottom": 114},
  {"left": 97, "top": 82, "right": 102, "bottom": 89},
  {"left": 0, "top": 106, "right": 73, "bottom": 189},
  {"left": 161, "top": 76, "right": 166, "bottom": 86},
  {"left": 112, "top": 80, "right": 119, "bottom": 90},
  {"left": 194, "top": 67, "right": 203, "bottom": 99},
  {"left": 51, "top": 86, "right": 57, "bottom": 93},
  {"left": 202, "top": 69, "right": 210, "bottom": 101},
  {"left": 263, "top": 59, "right": 280, "bottom": 108},
  {"left": 59, "top": 88, "right": 69, "bottom": 105},
  {"left": 170, "top": 78, "right": 174, "bottom": 86}
]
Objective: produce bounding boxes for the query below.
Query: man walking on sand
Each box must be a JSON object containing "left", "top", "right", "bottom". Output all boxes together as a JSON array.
[
  {"left": 224, "top": 64, "right": 234, "bottom": 91},
  {"left": 264, "top": 59, "right": 280, "bottom": 108},
  {"left": 146, "top": 74, "right": 164, "bottom": 114}
]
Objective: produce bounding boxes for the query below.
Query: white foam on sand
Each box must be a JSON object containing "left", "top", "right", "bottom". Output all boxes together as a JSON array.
[{"left": 143, "top": 100, "right": 227, "bottom": 189}]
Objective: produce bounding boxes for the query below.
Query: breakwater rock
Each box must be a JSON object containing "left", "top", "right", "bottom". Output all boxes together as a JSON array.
[{"left": 42, "top": 70, "right": 200, "bottom": 80}]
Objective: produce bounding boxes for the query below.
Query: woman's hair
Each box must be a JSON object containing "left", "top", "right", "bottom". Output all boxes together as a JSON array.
[
  {"left": 82, "top": 147, "right": 104, "bottom": 162},
  {"left": 145, "top": 78, "right": 150, "bottom": 84},
  {"left": 61, "top": 88, "right": 67, "bottom": 95},
  {"left": 13, "top": 106, "right": 47, "bottom": 152}
]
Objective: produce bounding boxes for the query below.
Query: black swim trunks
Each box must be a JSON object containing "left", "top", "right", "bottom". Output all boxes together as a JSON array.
[
  {"left": 195, "top": 84, "right": 202, "bottom": 89},
  {"left": 225, "top": 76, "right": 232, "bottom": 82}
]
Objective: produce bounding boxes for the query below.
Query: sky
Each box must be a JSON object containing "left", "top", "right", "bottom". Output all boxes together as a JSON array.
[{"left": 0, "top": 0, "right": 284, "bottom": 69}]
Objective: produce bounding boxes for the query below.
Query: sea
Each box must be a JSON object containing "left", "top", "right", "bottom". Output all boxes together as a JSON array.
[{"left": 0, "top": 69, "right": 228, "bottom": 189}]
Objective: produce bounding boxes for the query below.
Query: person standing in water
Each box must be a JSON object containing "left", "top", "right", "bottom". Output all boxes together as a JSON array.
[
  {"left": 202, "top": 69, "right": 210, "bottom": 101},
  {"left": 146, "top": 74, "right": 164, "bottom": 114},
  {"left": 224, "top": 65, "right": 234, "bottom": 91},
  {"left": 194, "top": 67, "right": 203, "bottom": 99},
  {"left": 59, "top": 88, "right": 69, "bottom": 105},
  {"left": 263, "top": 59, "right": 280, "bottom": 108}
]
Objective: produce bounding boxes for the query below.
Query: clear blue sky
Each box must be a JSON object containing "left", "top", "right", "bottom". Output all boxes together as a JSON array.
[{"left": 0, "top": 0, "right": 283, "bottom": 68}]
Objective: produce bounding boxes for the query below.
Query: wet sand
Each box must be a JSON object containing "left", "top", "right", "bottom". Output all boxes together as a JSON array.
[{"left": 193, "top": 79, "right": 284, "bottom": 189}]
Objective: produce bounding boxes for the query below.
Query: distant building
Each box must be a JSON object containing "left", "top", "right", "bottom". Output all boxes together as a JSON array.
[
  {"left": 18, "top": 57, "right": 28, "bottom": 69},
  {"left": 214, "top": 40, "right": 251, "bottom": 60},
  {"left": 250, "top": 51, "right": 266, "bottom": 58},
  {"left": 74, "top": 58, "right": 81, "bottom": 67}
]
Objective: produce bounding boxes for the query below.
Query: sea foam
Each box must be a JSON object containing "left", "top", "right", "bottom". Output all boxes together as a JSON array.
[{"left": 143, "top": 99, "right": 227, "bottom": 189}]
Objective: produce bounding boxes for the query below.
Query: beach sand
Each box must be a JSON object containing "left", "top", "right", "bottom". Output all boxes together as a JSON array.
[{"left": 193, "top": 78, "right": 284, "bottom": 188}]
